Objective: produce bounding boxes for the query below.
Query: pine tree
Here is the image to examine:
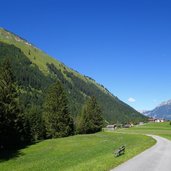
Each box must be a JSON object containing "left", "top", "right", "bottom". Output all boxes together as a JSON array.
[
  {"left": 0, "top": 59, "right": 28, "bottom": 149},
  {"left": 78, "top": 96, "right": 104, "bottom": 134},
  {"left": 43, "top": 81, "right": 74, "bottom": 138},
  {"left": 26, "top": 105, "right": 45, "bottom": 141}
]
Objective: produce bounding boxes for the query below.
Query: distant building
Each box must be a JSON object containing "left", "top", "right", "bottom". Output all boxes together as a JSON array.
[
  {"left": 124, "top": 124, "right": 132, "bottom": 128},
  {"left": 106, "top": 124, "right": 117, "bottom": 131},
  {"left": 139, "top": 122, "right": 144, "bottom": 125},
  {"left": 160, "top": 119, "right": 165, "bottom": 122},
  {"left": 155, "top": 119, "right": 165, "bottom": 123},
  {"left": 148, "top": 117, "right": 155, "bottom": 122},
  {"left": 148, "top": 117, "right": 165, "bottom": 123}
]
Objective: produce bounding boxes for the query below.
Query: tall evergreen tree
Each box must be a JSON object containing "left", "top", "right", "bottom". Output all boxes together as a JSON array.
[
  {"left": 43, "top": 81, "right": 74, "bottom": 138},
  {"left": 26, "top": 105, "right": 45, "bottom": 141},
  {"left": 78, "top": 96, "right": 104, "bottom": 134},
  {"left": 0, "top": 59, "right": 28, "bottom": 149}
]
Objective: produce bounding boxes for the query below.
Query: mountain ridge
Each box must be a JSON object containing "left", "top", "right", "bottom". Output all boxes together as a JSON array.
[
  {"left": 0, "top": 28, "right": 146, "bottom": 123},
  {"left": 0, "top": 28, "right": 113, "bottom": 96},
  {"left": 142, "top": 99, "right": 171, "bottom": 120}
]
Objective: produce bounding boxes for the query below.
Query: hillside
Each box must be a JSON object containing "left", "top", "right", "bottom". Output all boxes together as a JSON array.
[
  {"left": 0, "top": 28, "right": 146, "bottom": 123},
  {"left": 143, "top": 100, "right": 171, "bottom": 120}
]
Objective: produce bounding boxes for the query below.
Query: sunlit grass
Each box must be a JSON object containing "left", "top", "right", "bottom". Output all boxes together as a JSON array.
[
  {"left": 0, "top": 132, "right": 155, "bottom": 171},
  {"left": 116, "top": 122, "right": 171, "bottom": 140}
]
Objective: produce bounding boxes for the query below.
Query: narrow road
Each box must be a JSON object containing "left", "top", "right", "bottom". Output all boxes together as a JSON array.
[{"left": 111, "top": 135, "right": 171, "bottom": 171}]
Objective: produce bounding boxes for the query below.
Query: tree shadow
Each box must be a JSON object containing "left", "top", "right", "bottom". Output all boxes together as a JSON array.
[
  {"left": 0, "top": 141, "right": 39, "bottom": 162},
  {"left": 0, "top": 149, "right": 24, "bottom": 162}
]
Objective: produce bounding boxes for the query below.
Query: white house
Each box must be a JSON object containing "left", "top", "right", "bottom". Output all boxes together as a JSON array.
[{"left": 155, "top": 119, "right": 165, "bottom": 123}]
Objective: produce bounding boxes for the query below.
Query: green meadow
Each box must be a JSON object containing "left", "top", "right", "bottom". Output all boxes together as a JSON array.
[
  {"left": 1, "top": 122, "right": 171, "bottom": 171},
  {"left": 0, "top": 132, "right": 155, "bottom": 171},
  {"left": 116, "top": 122, "right": 171, "bottom": 140}
]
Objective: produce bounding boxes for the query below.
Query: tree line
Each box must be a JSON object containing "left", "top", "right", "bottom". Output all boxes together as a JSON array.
[{"left": 0, "top": 59, "right": 104, "bottom": 150}]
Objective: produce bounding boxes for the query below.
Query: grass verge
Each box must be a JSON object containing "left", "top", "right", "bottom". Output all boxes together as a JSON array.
[{"left": 0, "top": 132, "right": 155, "bottom": 171}]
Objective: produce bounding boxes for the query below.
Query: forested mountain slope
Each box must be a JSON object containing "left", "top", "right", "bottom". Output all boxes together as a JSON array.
[{"left": 0, "top": 28, "right": 146, "bottom": 123}]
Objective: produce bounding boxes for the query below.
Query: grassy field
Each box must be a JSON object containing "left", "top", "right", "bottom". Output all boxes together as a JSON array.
[
  {"left": 0, "top": 132, "right": 155, "bottom": 171},
  {"left": 116, "top": 122, "right": 171, "bottom": 140}
]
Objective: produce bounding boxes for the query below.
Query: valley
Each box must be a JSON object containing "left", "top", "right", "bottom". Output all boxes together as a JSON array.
[
  {"left": 1, "top": 1, "right": 171, "bottom": 171},
  {"left": 1, "top": 122, "right": 171, "bottom": 171}
]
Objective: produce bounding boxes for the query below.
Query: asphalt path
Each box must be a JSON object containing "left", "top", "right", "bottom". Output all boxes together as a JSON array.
[{"left": 111, "top": 135, "right": 171, "bottom": 171}]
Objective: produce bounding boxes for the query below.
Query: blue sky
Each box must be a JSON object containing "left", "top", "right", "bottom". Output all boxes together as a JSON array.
[{"left": 1, "top": 0, "right": 171, "bottom": 110}]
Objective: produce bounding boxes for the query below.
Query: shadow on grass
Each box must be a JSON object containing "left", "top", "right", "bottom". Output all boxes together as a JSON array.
[
  {"left": 0, "top": 141, "right": 40, "bottom": 162},
  {"left": 0, "top": 149, "right": 24, "bottom": 162}
]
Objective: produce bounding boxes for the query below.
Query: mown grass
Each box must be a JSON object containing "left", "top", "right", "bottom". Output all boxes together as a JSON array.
[
  {"left": 0, "top": 132, "right": 155, "bottom": 171},
  {"left": 116, "top": 122, "right": 171, "bottom": 140}
]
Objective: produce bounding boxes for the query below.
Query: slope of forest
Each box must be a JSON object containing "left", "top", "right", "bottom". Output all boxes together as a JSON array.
[{"left": 0, "top": 28, "right": 146, "bottom": 123}]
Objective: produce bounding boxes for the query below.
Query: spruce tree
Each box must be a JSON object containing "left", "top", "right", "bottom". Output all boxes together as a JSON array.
[
  {"left": 78, "top": 96, "right": 104, "bottom": 134},
  {"left": 26, "top": 105, "right": 45, "bottom": 141},
  {"left": 0, "top": 59, "right": 27, "bottom": 149},
  {"left": 43, "top": 81, "right": 74, "bottom": 138}
]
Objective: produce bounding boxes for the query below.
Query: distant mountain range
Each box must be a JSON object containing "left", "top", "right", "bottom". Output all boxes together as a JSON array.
[
  {"left": 142, "top": 100, "right": 171, "bottom": 120},
  {"left": 0, "top": 28, "right": 146, "bottom": 123}
]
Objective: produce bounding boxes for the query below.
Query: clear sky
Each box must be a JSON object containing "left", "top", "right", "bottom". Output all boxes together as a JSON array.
[{"left": 1, "top": 0, "right": 171, "bottom": 111}]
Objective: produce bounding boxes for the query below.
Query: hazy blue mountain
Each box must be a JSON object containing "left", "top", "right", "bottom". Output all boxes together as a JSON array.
[{"left": 143, "top": 100, "right": 171, "bottom": 120}]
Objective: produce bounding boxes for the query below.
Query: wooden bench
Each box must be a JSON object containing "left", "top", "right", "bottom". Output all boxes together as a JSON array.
[{"left": 114, "top": 145, "right": 125, "bottom": 157}]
